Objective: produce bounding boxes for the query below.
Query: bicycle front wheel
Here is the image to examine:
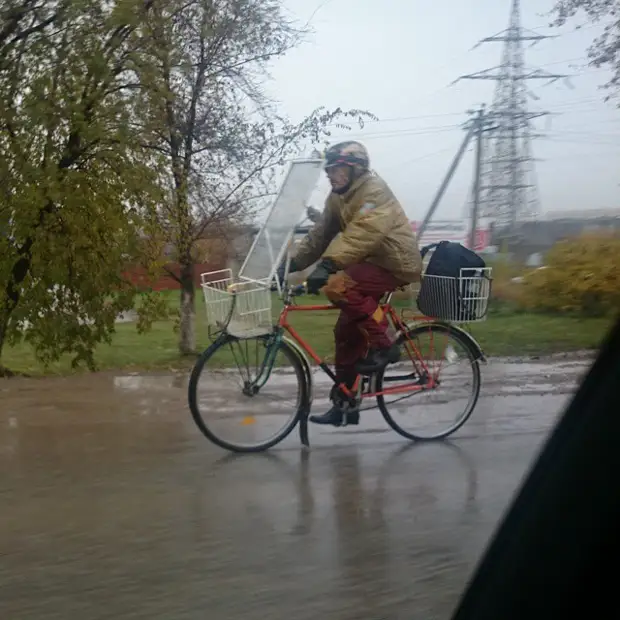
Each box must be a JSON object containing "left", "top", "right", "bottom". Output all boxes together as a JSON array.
[
  {"left": 376, "top": 323, "right": 481, "bottom": 441},
  {"left": 188, "top": 334, "right": 309, "bottom": 453}
]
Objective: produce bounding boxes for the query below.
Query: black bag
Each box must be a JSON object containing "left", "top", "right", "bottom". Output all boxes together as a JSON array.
[{"left": 417, "top": 241, "right": 488, "bottom": 321}]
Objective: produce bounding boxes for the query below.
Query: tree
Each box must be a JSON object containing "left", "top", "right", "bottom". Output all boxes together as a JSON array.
[
  {"left": 135, "top": 0, "right": 374, "bottom": 355},
  {"left": 552, "top": 1, "right": 620, "bottom": 102},
  {"left": 0, "top": 0, "right": 164, "bottom": 375}
]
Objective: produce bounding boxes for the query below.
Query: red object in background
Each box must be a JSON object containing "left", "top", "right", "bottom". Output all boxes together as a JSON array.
[
  {"left": 122, "top": 261, "right": 225, "bottom": 292},
  {"left": 410, "top": 220, "right": 491, "bottom": 252},
  {"left": 472, "top": 228, "right": 490, "bottom": 252}
]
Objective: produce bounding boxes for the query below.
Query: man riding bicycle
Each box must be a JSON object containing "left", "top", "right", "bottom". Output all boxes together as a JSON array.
[{"left": 285, "top": 141, "right": 422, "bottom": 427}]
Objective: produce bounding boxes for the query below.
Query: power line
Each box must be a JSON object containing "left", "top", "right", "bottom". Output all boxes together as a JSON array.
[
  {"left": 528, "top": 22, "right": 601, "bottom": 35},
  {"left": 539, "top": 150, "right": 620, "bottom": 161},
  {"left": 343, "top": 111, "right": 466, "bottom": 125},
  {"left": 324, "top": 59, "right": 608, "bottom": 133},
  {"left": 386, "top": 147, "right": 457, "bottom": 171},
  {"left": 329, "top": 109, "right": 619, "bottom": 142},
  {"left": 323, "top": 111, "right": 466, "bottom": 130},
  {"left": 545, "top": 136, "right": 620, "bottom": 147},
  {"left": 330, "top": 124, "right": 462, "bottom": 141}
]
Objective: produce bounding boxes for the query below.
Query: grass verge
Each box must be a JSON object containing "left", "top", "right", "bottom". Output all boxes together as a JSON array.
[{"left": 1, "top": 291, "right": 613, "bottom": 377}]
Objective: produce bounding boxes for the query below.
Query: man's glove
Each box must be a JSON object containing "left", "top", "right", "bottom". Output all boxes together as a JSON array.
[
  {"left": 306, "top": 258, "right": 339, "bottom": 295},
  {"left": 276, "top": 258, "right": 301, "bottom": 286}
]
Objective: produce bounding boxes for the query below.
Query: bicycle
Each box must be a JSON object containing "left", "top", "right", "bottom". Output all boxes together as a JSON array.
[{"left": 188, "top": 260, "right": 492, "bottom": 453}]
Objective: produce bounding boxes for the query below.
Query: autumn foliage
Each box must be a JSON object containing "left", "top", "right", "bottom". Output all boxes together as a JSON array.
[
  {"left": 0, "top": 0, "right": 373, "bottom": 371},
  {"left": 521, "top": 235, "right": 620, "bottom": 317}
]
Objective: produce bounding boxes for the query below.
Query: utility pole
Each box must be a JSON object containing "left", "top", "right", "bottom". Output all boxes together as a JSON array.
[
  {"left": 468, "top": 106, "right": 486, "bottom": 250},
  {"left": 418, "top": 107, "right": 488, "bottom": 241}
]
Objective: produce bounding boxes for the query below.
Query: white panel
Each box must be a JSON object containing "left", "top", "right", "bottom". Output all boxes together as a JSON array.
[{"left": 238, "top": 159, "right": 323, "bottom": 283}]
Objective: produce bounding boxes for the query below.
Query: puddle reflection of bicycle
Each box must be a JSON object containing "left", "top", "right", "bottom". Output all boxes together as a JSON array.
[{"left": 191, "top": 442, "right": 479, "bottom": 544}]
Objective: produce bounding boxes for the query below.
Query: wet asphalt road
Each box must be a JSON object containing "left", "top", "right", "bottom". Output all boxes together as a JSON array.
[{"left": 0, "top": 356, "right": 590, "bottom": 619}]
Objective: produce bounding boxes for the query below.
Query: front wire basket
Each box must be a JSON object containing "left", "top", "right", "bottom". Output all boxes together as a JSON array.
[
  {"left": 416, "top": 267, "right": 493, "bottom": 323},
  {"left": 201, "top": 269, "right": 273, "bottom": 338}
]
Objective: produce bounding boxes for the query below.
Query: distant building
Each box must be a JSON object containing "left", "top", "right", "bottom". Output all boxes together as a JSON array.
[
  {"left": 493, "top": 208, "right": 620, "bottom": 261},
  {"left": 543, "top": 208, "right": 620, "bottom": 221}
]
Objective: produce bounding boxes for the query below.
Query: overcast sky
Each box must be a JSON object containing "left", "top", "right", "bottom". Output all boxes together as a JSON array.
[{"left": 265, "top": 0, "right": 619, "bottom": 222}]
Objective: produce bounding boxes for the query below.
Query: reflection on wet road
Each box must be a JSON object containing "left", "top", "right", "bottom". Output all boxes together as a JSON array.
[{"left": 0, "top": 357, "right": 588, "bottom": 619}]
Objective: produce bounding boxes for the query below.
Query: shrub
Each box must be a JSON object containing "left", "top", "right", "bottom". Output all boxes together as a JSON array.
[
  {"left": 521, "top": 234, "right": 620, "bottom": 317},
  {"left": 486, "top": 256, "right": 527, "bottom": 311}
]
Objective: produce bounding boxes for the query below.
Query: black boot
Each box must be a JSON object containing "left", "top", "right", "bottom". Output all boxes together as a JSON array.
[
  {"left": 309, "top": 406, "right": 360, "bottom": 427},
  {"left": 355, "top": 343, "right": 401, "bottom": 375}
]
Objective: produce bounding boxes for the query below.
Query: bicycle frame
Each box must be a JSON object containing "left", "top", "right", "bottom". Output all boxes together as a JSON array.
[{"left": 251, "top": 291, "right": 440, "bottom": 402}]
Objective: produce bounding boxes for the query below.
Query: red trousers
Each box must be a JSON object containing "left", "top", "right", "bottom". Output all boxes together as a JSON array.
[{"left": 323, "top": 263, "right": 399, "bottom": 386}]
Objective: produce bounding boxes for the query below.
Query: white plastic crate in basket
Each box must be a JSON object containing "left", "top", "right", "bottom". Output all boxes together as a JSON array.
[
  {"left": 416, "top": 267, "right": 492, "bottom": 323},
  {"left": 201, "top": 269, "right": 273, "bottom": 338}
]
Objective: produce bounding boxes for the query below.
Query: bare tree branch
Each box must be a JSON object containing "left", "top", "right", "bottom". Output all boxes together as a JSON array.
[{"left": 551, "top": 1, "right": 620, "bottom": 101}]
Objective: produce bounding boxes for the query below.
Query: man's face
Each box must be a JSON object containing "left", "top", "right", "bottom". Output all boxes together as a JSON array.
[{"left": 326, "top": 165, "right": 351, "bottom": 192}]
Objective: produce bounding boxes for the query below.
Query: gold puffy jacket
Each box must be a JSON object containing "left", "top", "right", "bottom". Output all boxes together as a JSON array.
[{"left": 294, "top": 171, "right": 422, "bottom": 284}]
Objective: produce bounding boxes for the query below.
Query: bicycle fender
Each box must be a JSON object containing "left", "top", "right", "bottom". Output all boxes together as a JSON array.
[
  {"left": 282, "top": 336, "right": 313, "bottom": 449},
  {"left": 282, "top": 336, "right": 314, "bottom": 406},
  {"left": 451, "top": 325, "right": 487, "bottom": 363},
  {"left": 405, "top": 321, "right": 487, "bottom": 364}
]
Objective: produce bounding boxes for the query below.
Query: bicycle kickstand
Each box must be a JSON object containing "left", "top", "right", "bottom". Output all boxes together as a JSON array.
[{"left": 299, "top": 405, "right": 310, "bottom": 450}]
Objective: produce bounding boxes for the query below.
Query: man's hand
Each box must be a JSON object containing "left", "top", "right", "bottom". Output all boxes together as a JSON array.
[{"left": 306, "top": 259, "right": 339, "bottom": 295}]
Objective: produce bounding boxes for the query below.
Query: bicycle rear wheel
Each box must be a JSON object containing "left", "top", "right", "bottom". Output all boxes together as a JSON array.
[
  {"left": 376, "top": 323, "right": 481, "bottom": 441},
  {"left": 188, "top": 334, "right": 309, "bottom": 453}
]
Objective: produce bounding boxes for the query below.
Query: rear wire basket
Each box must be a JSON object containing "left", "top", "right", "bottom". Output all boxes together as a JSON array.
[
  {"left": 201, "top": 269, "right": 273, "bottom": 338},
  {"left": 416, "top": 267, "right": 493, "bottom": 323}
]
